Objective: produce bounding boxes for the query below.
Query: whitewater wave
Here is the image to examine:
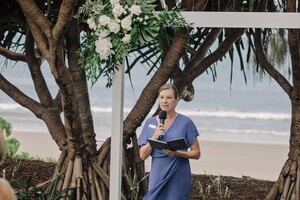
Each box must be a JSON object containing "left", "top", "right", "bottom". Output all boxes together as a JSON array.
[
  {"left": 0, "top": 103, "right": 290, "bottom": 121},
  {"left": 200, "top": 127, "right": 289, "bottom": 136}
]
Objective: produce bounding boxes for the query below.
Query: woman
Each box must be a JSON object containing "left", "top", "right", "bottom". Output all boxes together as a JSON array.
[{"left": 138, "top": 83, "right": 201, "bottom": 200}]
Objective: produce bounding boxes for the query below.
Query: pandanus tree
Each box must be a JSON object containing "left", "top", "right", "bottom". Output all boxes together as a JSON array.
[
  {"left": 252, "top": 0, "right": 300, "bottom": 199},
  {"left": 0, "top": 0, "right": 292, "bottom": 199}
]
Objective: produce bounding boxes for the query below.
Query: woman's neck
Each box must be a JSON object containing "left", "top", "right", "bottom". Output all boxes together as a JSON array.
[{"left": 166, "top": 111, "right": 177, "bottom": 120}]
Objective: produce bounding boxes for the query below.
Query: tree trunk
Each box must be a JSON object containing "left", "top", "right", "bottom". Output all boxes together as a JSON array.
[
  {"left": 253, "top": 1, "right": 300, "bottom": 199},
  {"left": 265, "top": 99, "right": 300, "bottom": 200}
]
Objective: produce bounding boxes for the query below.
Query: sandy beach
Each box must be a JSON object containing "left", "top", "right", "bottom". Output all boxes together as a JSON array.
[
  {"left": 191, "top": 140, "right": 288, "bottom": 181},
  {"left": 12, "top": 131, "right": 288, "bottom": 181}
]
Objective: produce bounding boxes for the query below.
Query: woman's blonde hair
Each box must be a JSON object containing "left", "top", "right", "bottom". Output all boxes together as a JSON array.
[{"left": 158, "top": 83, "right": 179, "bottom": 99}]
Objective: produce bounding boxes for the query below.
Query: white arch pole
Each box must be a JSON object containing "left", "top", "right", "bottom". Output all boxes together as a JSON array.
[
  {"left": 109, "top": 12, "right": 300, "bottom": 200},
  {"left": 110, "top": 62, "right": 124, "bottom": 200}
]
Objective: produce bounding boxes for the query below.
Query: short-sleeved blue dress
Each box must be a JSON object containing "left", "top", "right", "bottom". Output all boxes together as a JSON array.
[{"left": 138, "top": 114, "right": 199, "bottom": 200}]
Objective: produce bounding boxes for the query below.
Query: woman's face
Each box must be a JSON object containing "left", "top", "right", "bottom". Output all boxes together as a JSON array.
[{"left": 159, "top": 88, "right": 177, "bottom": 113}]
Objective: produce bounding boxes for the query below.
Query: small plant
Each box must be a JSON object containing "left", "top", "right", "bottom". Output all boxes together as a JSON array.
[
  {"left": 195, "top": 181, "right": 207, "bottom": 200},
  {"left": 13, "top": 174, "right": 74, "bottom": 200},
  {"left": 125, "top": 173, "right": 149, "bottom": 200},
  {"left": 210, "top": 176, "right": 231, "bottom": 199},
  {"left": 196, "top": 175, "right": 231, "bottom": 200}
]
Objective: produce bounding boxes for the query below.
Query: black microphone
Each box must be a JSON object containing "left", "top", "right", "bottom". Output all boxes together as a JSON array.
[
  {"left": 159, "top": 110, "right": 167, "bottom": 125},
  {"left": 158, "top": 110, "right": 167, "bottom": 140}
]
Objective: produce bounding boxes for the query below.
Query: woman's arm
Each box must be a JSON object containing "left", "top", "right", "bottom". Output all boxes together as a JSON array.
[
  {"left": 139, "top": 143, "right": 153, "bottom": 160},
  {"left": 139, "top": 123, "right": 165, "bottom": 160},
  {"left": 163, "top": 139, "right": 201, "bottom": 160}
]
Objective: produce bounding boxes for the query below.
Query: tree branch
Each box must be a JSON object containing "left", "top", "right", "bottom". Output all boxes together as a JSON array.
[
  {"left": 184, "top": 28, "right": 222, "bottom": 73},
  {"left": 0, "top": 46, "right": 26, "bottom": 62},
  {"left": 16, "top": 0, "right": 52, "bottom": 38},
  {"left": 184, "top": 28, "right": 245, "bottom": 82},
  {"left": 0, "top": 74, "right": 44, "bottom": 118},
  {"left": 53, "top": 0, "right": 76, "bottom": 40},
  {"left": 254, "top": 28, "right": 293, "bottom": 97},
  {"left": 25, "top": 30, "right": 53, "bottom": 106},
  {"left": 16, "top": 0, "right": 50, "bottom": 60}
]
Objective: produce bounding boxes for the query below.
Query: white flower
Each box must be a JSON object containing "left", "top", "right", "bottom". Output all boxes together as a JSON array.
[
  {"left": 121, "top": 16, "right": 132, "bottom": 31},
  {"left": 87, "top": 18, "right": 96, "bottom": 30},
  {"left": 122, "top": 34, "right": 131, "bottom": 43},
  {"left": 98, "top": 15, "right": 111, "bottom": 26},
  {"left": 109, "top": 20, "right": 120, "bottom": 33},
  {"left": 96, "top": 29, "right": 110, "bottom": 38},
  {"left": 112, "top": 3, "right": 125, "bottom": 17},
  {"left": 130, "top": 5, "right": 142, "bottom": 16},
  {"left": 144, "top": 16, "right": 149, "bottom": 20},
  {"left": 95, "top": 37, "right": 114, "bottom": 60},
  {"left": 110, "top": 0, "right": 119, "bottom": 5}
]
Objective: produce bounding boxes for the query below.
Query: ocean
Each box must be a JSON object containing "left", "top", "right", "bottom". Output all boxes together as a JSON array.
[{"left": 0, "top": 57, "right": 291, "bottom": 145}]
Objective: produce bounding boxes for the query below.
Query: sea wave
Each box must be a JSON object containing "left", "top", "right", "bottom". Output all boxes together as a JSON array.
[
  {"left": 200, "top": 127, "right": 289, "bottom": 136},
  {"left": 90, "top": 106, "right": 290, "bottom": 121},
  {"left": 199, "top": 127, "right": 290, "bottom": 145},
  {"left": 0, "top": 103, "right": 290, "bottom": 121},
  {"left": 181, "top": 110, "right": 290, "bottom": 120}
]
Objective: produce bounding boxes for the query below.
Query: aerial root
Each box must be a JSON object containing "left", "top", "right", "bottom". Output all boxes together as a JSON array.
[{"left": 266, "top": 159, "right": 300, "bottom": 200}]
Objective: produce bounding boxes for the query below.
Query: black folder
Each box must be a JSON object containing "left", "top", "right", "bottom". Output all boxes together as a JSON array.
[{"left": 148, "top": 138, "right": 187, "bottom": 151}]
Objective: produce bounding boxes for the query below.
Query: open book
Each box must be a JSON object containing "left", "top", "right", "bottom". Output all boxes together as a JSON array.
[{"left": 148, "top": 138, "right": 187, "bottom": 151}]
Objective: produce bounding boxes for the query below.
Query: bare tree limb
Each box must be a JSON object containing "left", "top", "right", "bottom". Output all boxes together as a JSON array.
[
  {"left": 16, "top": 0, "right": 52, "bottom": 38},
  {"left": 0, "top": 46, "right": 26, "bottom": 62},
  {"left": 25, "top": 30, "right": 53, "bottom": 106},
  {"left": 184, "top": 28, "right": 222, "bottom": 73},
  {"left": 0, "top": 74, "right": 43, "bottom": 117},
  {"left": 53, "top": 0, "right": 76, "bottom": 40},
  {"left": 184, "top": 28, "right": 245, "bottom": 82},
  {"left": 254, "top": 28, "right": 293, "bottom": 97}
]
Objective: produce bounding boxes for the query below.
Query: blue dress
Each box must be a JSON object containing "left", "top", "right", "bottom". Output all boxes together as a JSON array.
[{"left": 138, "top": 114, "right": 199, "bottom": 200}]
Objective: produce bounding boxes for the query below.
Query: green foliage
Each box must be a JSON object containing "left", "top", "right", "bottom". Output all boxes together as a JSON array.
[
  {"left": 0, "top": 117, "right": 20, "bottom": 157},
  {"left": 13, "top": 174, "right": 74, "bottom": 200},
  {"left": 6, "top": 137, "right": 20, "bottom": 157},
  {"left": 0, "top": 117, "right": 12, "bottom": 136}
]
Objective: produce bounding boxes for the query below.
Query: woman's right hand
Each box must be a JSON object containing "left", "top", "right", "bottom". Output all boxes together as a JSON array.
[
  {"left": 152, "top": 124, "right": 165, "bottom": 140},
  {"left": 140, "top": 124, "right": 165, "bottom": 160}
]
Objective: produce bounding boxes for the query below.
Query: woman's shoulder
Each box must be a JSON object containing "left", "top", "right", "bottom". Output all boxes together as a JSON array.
[
  {"left": 176, "top": 113, "right": 196, "bottom": 125},
  {"left": 145, "top": 116, "right": 157, "bottom": 124},
  {"left": 177, "top": 113, "right": 192, "bottom": 121}
]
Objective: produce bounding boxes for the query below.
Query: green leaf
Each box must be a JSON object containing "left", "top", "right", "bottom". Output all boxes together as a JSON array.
[{"left": 6, "top": 138, "right": 20, "bottom": 157}]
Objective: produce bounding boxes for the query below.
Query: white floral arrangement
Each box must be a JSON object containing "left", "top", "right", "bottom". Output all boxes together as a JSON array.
[{"left": 77, "top": 0, "right": 190, "bottom": 86}]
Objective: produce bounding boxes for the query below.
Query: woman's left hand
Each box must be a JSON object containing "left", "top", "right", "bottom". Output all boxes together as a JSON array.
[{"left": 163, "top": 149, "right": 177, "bottom": 156}]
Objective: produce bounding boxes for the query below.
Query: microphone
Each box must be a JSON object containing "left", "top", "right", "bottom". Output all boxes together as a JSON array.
[
  {"left": 158, "top": 110, "right": 167, "bottom": 140},
  {"left": 159, "top": 110, "right": 167, "bottom": 125}
]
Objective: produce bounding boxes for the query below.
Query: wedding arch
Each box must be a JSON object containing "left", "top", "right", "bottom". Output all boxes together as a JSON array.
[{"left": 110, "top": 11, "right": 300, "bottom": 199}]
